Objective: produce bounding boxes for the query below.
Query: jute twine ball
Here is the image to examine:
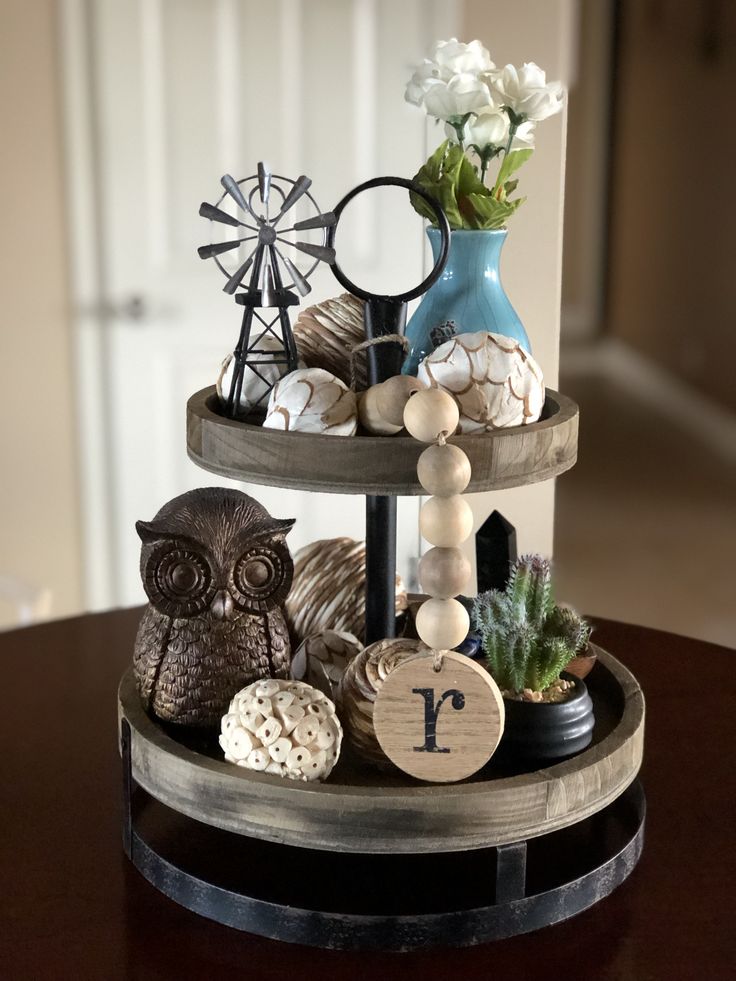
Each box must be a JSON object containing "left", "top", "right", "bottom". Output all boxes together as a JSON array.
[
  {"left": 403, "top": 388, "right": 459, "bottom": 443},
  {"left": 285, "top": 537, "right": 408, "bottom": 644},
  {"left": 418, "top": 547, "right": 471, "bottom": 599},
  {"left": 417, "top": 443, "right": 472, "bottom": 497},
  {"left": 219, "top": 678, "right": 342, "bottom": 782},
  {"left": 337, "top": 637, "right": 427, "bottom": 768},
  {"left": 415, "top": 598, "right": 470, "bottom": 651},
  {"left": 291, "top": 629, "right": 363, "bottom": 700},
  {"left": 292, "top": 292, "right": 367, "bottom": 389}
]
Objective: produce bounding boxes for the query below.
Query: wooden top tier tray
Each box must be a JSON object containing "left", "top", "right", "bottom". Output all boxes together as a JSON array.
[
  {"left": 187, "top": 386, "right": 579, "bottom": 495},
  {"left": 118, "top": 645, "right": 642, "bottom": 855}
]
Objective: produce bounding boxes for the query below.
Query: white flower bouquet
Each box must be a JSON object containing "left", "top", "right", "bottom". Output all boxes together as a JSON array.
[{"left": 406, "top": 39, "right": 565, "bottom": 230}]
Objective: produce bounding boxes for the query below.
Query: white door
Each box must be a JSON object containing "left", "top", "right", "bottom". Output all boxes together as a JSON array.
[{"left": 61, "top": 0, "right": 459, "bottom": 609}]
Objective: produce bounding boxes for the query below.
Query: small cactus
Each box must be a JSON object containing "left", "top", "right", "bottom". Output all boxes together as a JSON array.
[{"left": 471, "top": 555, "right": 591, "bottom": 694}]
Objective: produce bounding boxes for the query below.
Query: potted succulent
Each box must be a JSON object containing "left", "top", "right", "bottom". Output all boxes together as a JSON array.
[{"left": 471, "top": 554, "right": 594, "bottom": 763}]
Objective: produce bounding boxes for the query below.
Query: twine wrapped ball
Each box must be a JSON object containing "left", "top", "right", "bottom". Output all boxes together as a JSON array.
[
  {"left": 216, "top": 334, "right": 295, "bottom": 417},
  {"left": 417, "top": 331, "right": 545, "bottom": 432},
  {"left": 291, "top": 629, "right": 364, "bottom": 700},
  {"left": 292, "top": 292, "right": 367, "bottom": 389},
  {"left": 220, "top": 678, "right": 343, "bottom": 782},
  {"left": 263, "top": 368, "right": 358, "bottom": 435},
  {"left": 338, "top": 638, "right": 427, "bottom": 768},
  {"left": 286, "top": 537, "right": 408, "bottom": 644}
]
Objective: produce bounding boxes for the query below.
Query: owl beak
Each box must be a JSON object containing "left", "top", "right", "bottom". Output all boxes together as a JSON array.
[{"left": 211, "top": 590, "right": 235, "bottom": 621}]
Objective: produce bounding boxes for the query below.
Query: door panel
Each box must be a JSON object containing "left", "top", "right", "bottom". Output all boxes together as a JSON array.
[{"left": 72, "top": 0, "right": 459, "bottom": 606}]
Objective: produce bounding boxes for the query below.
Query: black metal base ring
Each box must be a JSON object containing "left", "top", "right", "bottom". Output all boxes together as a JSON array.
[{"left": 122, "top": 722, "right": 645, "bottom": 951}]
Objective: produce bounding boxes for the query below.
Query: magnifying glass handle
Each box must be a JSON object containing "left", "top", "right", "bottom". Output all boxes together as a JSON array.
[{"left": 364, "top": 297, "right": 407, "bottom": 385}]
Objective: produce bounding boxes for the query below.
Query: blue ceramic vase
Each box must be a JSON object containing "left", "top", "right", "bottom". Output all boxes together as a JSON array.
[{"left": 403, "top": 227, "right": 531, "bottom": 375}]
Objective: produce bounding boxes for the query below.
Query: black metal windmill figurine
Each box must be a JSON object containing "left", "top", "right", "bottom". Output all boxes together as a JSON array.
[{"left": 198, "top": 164, "right": 336, "bottom": 419}]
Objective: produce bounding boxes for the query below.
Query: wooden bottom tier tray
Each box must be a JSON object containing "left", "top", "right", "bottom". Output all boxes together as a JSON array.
[{"left": 118, "top": 645, "right": 645, "bottom": 950}]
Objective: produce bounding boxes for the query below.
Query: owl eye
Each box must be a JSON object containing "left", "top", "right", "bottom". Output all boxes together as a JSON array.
[
  {"left": 144, "top": 546, "right": 215, "bottom": 616},
  {"left": 231, "top": 544, "right": 291, "bottom": 612}
]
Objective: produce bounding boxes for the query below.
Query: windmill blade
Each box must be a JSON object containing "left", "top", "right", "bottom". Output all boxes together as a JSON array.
[
  {"left": 276, "top": 175, "right": 312, "bottom": 219},
  {"left": 289, "top": 240, "right": 336, "bottom": 264},
  {"left": 292, "top": 211, "right": 336, "bottom": 231},
  {"left": 197, "top": 236, "right": 253, "bottom": 260},
  {"left": 199, "top": 201, "right": 243, "bottom": 227},
  {"left": 257, "top": 162, "right": 271, "bottom": 205},
  {"left": 276, "top": 250, "right": 311, "bottom": 297},
  {"left": 220, "top": 174, "right": 252, "bottom": 216},
  {"left": 223, "top": 250, "right": 258, "bottom": 294}
]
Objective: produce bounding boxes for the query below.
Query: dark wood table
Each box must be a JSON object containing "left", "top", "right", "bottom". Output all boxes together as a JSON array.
[{"left": 1, "top": 609, "right": 733, "bottom": 979}]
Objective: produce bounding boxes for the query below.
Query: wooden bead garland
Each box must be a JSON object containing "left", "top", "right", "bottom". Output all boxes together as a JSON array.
[
  {"left": 358, "top": 386, "right": 402, "bottom": 436},
  {"left": 367, "top": 388, "right": 504, "bottom": 783},
  {"left": 416, "top": 443, "right": 471, "bottom": 496},
  {"left": 419, "top": 495, "right": 474, "bottom": 547},
  {"left": 403, "top": 388, "right": 459, "bottom": 444},
  {"left": 418, "top": 547, "right": 471, "bottom": 599},
  {"left": 415, "top": 598, "right": 470, "bottom": 650},
  {"left": 401, "top": 387, "right": 473, "bottom": 649},
  {"left": 357, "top": 375, "right": 426, "bottom": 436},
  {"left": 375, "top": 376, "right": 425, "bottom": 427}
]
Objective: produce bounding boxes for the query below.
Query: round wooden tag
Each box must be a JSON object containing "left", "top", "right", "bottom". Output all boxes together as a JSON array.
[{"left": 373, "top": 651, "right": 505, "bottom": 783}]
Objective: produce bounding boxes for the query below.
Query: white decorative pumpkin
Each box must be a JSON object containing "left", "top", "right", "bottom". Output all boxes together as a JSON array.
[
  {"left": 417, "top": 331, "right": 545, "bottom": 432},
  {"left": 219, "top": 678, "right": 342, "bottom": 782},
  {"left": 263, "top": 368, "right": 358, "bottom": 435},
  {"left": 216, "top": 334, "right": 293, "bottom": 416}
]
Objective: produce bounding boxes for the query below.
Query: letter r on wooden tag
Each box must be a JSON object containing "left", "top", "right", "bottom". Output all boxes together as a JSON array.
[{"left": 373, "top": 651, "right": 505, "bottom": 783}]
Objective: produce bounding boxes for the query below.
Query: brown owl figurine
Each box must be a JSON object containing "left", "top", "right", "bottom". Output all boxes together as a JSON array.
[{"left": 133, "top": 487, "right": 295, "bottom": 727}]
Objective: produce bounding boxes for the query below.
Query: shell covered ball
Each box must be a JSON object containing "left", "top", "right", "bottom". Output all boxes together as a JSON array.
[
  {"left": 291, "top": 628, "right": 364, "bottom": 700},
  {"left": 417, "top": 331, "right": 545, "bottom": 432},
  {"left": 220, "top": 678, "right": 343, "bottom": 782},
  {"left": 263, "top": 367, "right": 358, "bottom": 435},
  {"left": 216, "top": 334, "right": 297, "bottom": 417}
]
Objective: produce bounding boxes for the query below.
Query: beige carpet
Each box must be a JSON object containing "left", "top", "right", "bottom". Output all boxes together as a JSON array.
[{"left": 554, "top": 372, "right": 736, "bottom": 649}]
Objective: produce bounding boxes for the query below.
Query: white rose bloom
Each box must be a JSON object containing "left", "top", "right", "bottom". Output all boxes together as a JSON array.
[
  {"left": 464, "top": 106, "right": 509, "bottom": 147},
  {"left": 405, "top": 59, "right": 451, "bottom": 107},
  {"left": 488, "top": 62, "right": 564, "bottom": 121},
  {"left": 423, "top": 72, "right": 491, "bottom": 122},
  {"left": 513, "top": 119, "right": 536, "bottom": 149},
  {"left": 432, "top": 38, "right": 494, "bottom": 75}
]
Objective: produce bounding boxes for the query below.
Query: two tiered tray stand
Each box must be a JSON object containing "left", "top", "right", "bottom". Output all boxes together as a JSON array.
[{"left": 118, "top": 385, "right": 646, "bottom": 950}]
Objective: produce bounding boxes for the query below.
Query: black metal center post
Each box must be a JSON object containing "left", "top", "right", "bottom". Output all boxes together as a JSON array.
[{"left": 327, "top": 177, "right": 450, "bottom": 646}]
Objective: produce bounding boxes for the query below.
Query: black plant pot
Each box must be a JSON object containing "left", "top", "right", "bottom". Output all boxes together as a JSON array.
[{"left": 498, "top": 673, "right": 595, "bottom": 765}]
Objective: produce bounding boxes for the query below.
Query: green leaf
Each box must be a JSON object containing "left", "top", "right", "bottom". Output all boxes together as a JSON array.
[
  {"left": 503, "top": 178, "right": 519, "bottom": 196},
  {"left": 464, "top": 193, "right": 525, "bottom": 230},
  {"left": 411, "top": 140, "right": 529, "bottom": 230},
  {"left": 495, "top": 148, "right": 533, "bottom": 190}
]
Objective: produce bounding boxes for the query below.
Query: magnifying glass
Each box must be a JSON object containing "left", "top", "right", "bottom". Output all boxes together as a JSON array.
[
  {"left": 327, "top": 177, "right": 451, "bottom": 644},
  {"left": 327, "top": 176, "right": 451, "bottom": 385}
]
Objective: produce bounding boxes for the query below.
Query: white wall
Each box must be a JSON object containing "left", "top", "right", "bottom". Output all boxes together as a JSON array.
[
  {"left": 0, "top": 0, "right": 83, "bottom": 628},
  {"left": 461, "top": 0, "right": 573, "bottom": 574}
]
